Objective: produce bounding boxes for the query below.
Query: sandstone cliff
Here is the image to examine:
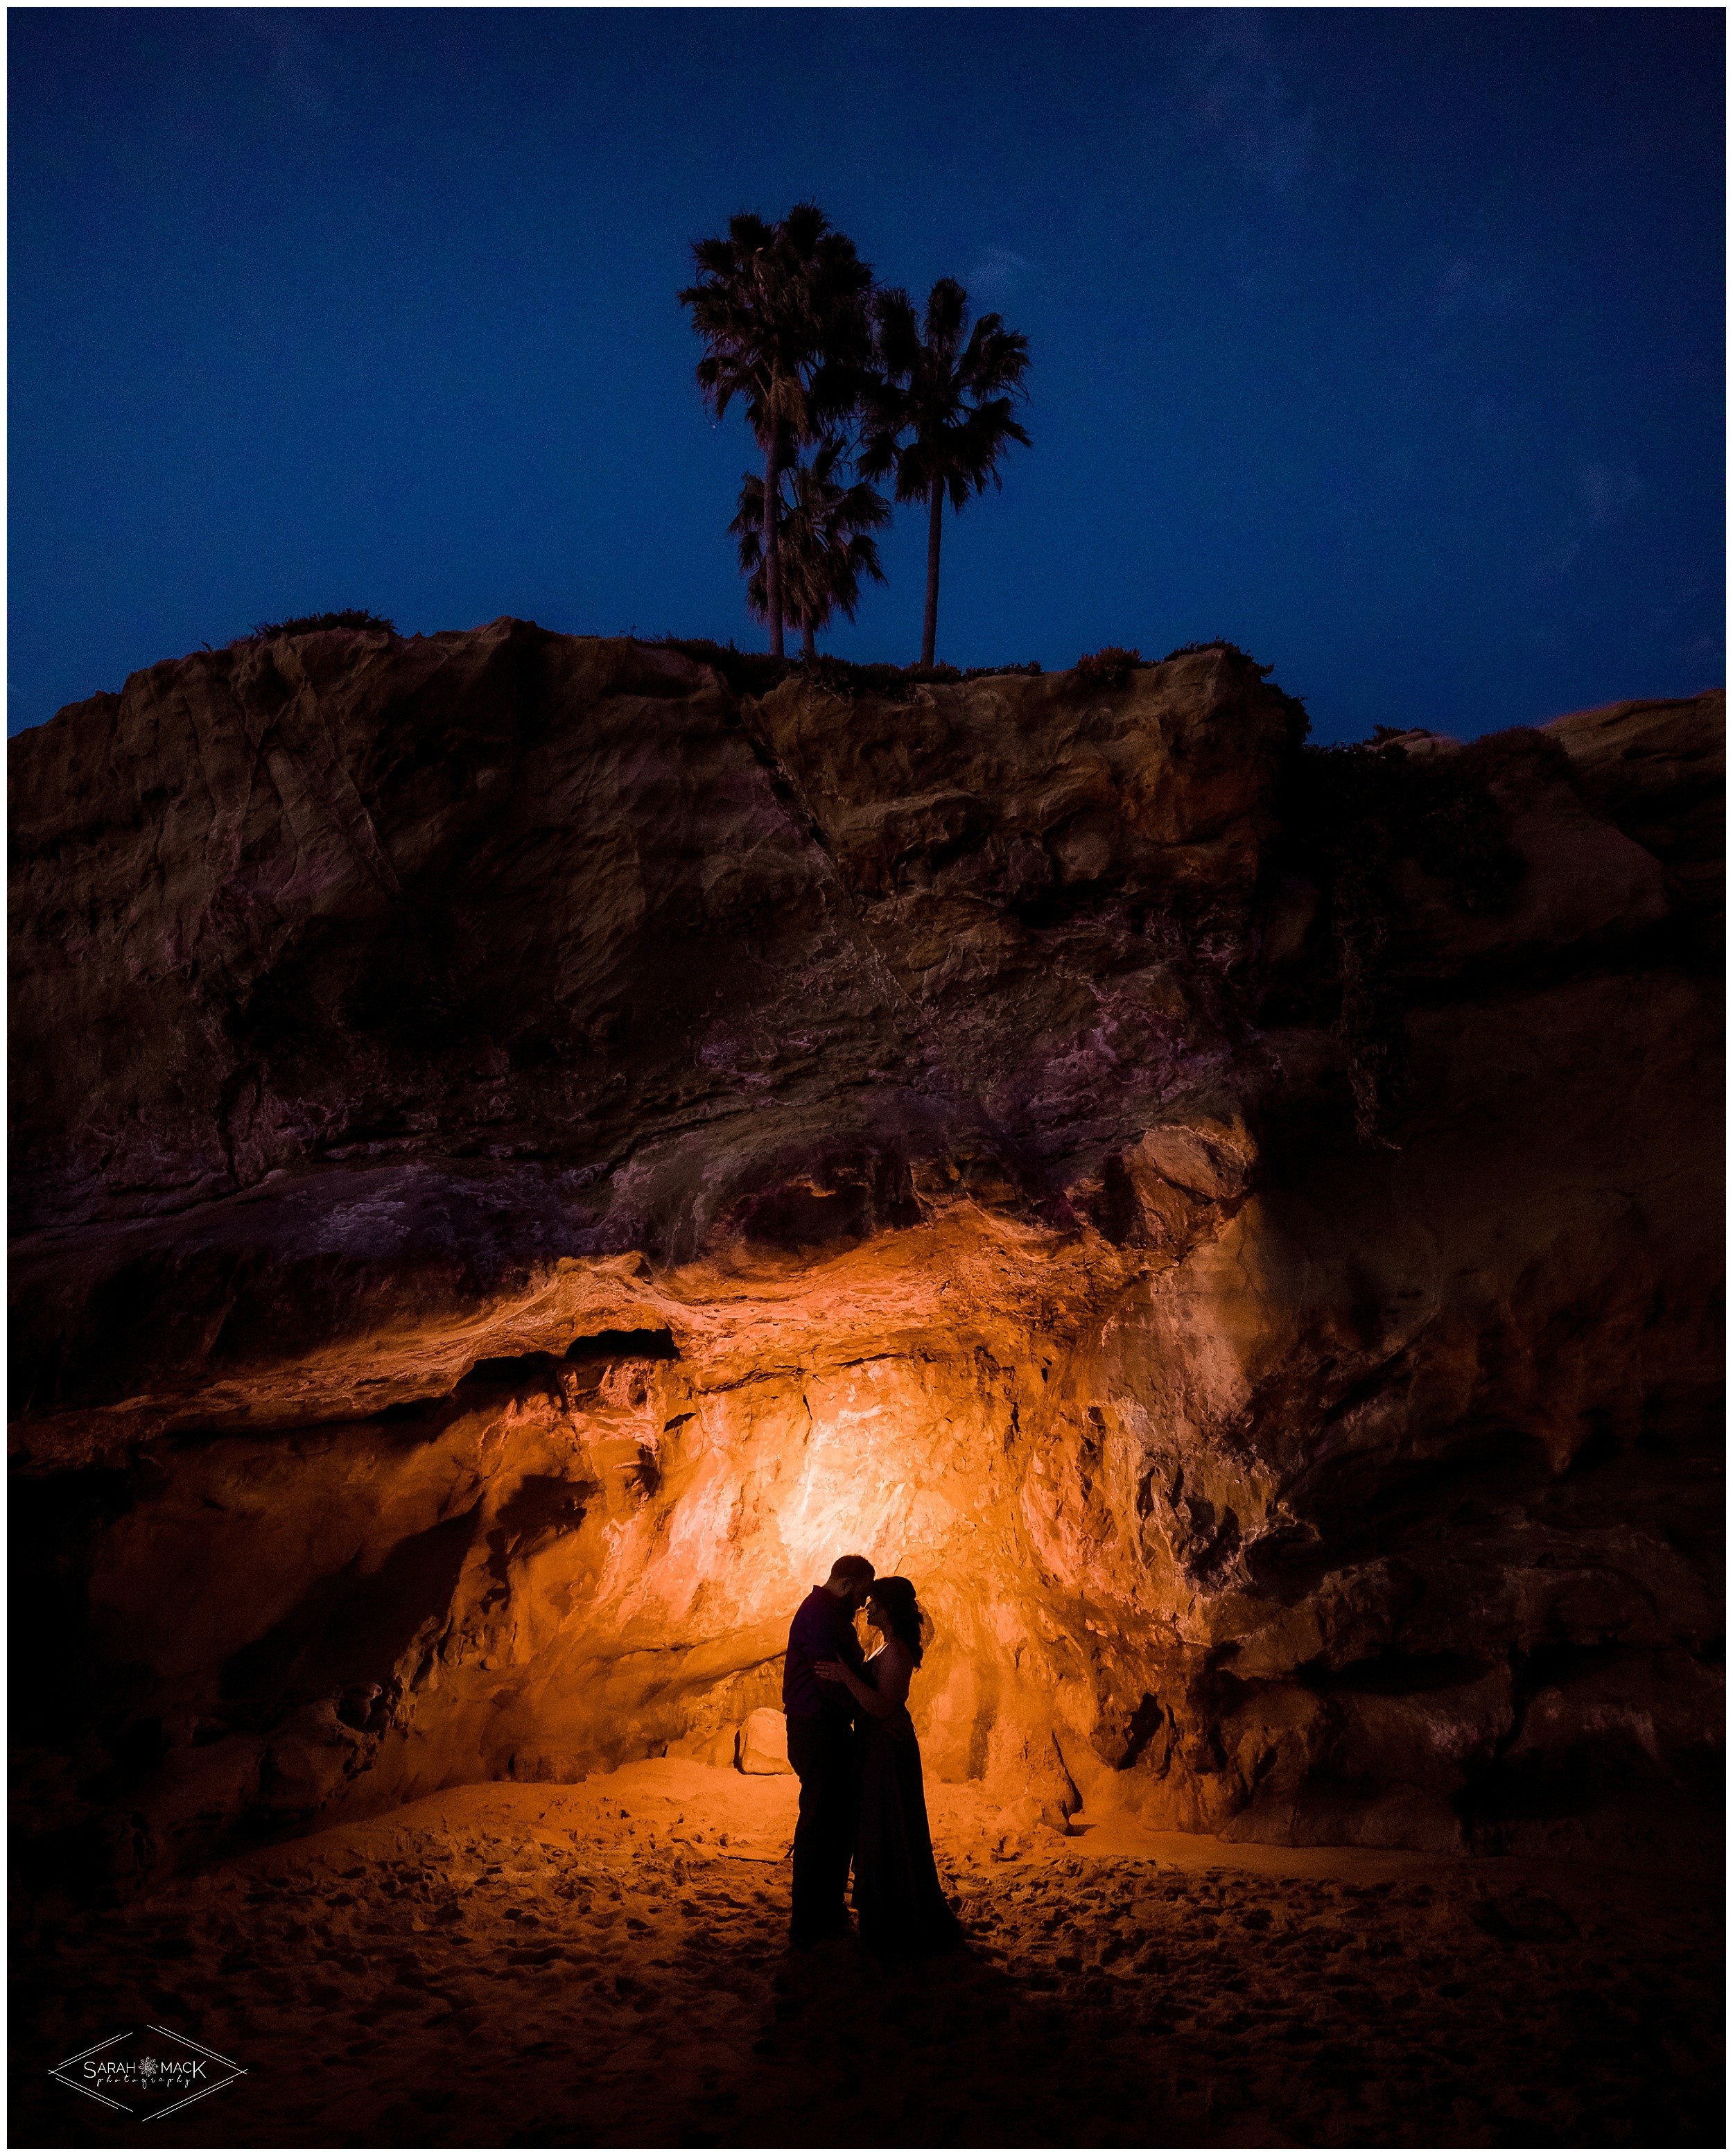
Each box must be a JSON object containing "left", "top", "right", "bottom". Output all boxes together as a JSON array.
[{"left": 8, "top": 620, "right": 1722, "bottom": 1896}]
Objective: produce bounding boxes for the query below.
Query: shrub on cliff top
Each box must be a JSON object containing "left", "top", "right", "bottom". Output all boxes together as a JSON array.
[
  {"left": 1072, "top": 639, "right": 1310, "bottom": 751},
  {"left": 643, "top": 635, "right": 1040, "bottom": 701},
  {"left": 1161, "top": 637, "right": 1275, "bottom": 675},
  {"left": 1073, "top": 638, "right": 1298, "bottom": 690},
  {"left": 1074, "top": 645, "right": 1144, "bottom": 688},
  {"left": 249, "top": 609, "right": 399, "bottom": 639}
]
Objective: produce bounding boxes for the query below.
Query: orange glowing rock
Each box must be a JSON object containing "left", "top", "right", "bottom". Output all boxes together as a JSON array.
[{"left": 735, "top": 1710, "right": 792, "bottom": 1776}]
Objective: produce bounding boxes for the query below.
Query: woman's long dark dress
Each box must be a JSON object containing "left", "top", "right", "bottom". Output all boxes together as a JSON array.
[{"left": 851, "top": 1651, "right": 964, "bottom": 1958}]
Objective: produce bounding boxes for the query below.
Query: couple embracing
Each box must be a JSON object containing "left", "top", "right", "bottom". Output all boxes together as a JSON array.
[{"left": 782, "top": 1554, "right": 964, "bottom": 1959}]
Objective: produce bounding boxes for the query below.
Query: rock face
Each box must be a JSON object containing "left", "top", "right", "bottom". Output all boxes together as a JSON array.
[
  {"left": 8, "top": 620, "right": 1722, "bottom": 1898},
  {"left": 736, "top": 1708, "right": 793, "bottom": 1776}
]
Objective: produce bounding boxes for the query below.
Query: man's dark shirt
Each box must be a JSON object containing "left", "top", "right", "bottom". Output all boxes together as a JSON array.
[{"left": 783, "top": 1585, "right": 866, "bottom": 1718}]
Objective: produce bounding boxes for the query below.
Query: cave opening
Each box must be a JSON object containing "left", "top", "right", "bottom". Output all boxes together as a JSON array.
[{"left": 10, "top": 1186, "right": 1725, "bottom": 1917}]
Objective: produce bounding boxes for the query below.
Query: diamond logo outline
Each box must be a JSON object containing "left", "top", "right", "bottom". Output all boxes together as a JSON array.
[{"left": 49, "top": 2023, "right": 250, "bottom": 2123}]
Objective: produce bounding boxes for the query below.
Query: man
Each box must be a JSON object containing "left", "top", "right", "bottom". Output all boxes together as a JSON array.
[{"left": 782, "top": 1553, "right": 874, "bottom": 1949}]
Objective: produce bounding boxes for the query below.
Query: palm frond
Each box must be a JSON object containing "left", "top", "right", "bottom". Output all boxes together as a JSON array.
[
  {"left": 727, "top": 440, "right": 892, "bottom": 635},
  {"left": 861, "top": 275, "right": 1031, "bottom": 522},
  {"left": 680, "top": 202, "right": 876, "bottom": 458}
]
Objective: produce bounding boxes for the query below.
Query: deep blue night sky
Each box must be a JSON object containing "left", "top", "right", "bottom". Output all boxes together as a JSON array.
[{"left": 8, "top": 8, "right": 1724, "bottom": 740}]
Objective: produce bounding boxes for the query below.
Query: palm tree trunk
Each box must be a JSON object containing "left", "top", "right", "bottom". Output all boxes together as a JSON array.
[
  {"left": 801, "top": 614, "right": 816, "bottom": 662},
  {"left": 763, "top": 435, "right": 784, "bottom": 659},
  {"left": 921, "top": 481, "right": 943, "bottom": 668}
]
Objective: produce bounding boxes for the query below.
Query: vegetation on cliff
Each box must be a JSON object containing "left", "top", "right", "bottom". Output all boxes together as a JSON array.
[
  {"left": 682, "top": 202, "right": 1031, "bottom": 666},
  {"left": 679, "top": 203, "right": 876, "bottom": 661},
  {"left": 246, "top": 609, "right": 400, "bottom": 640},
  {"left": 859, "top": 276, "right": 1031, "bottom": 667},
  {"left": 729, "top": 442, "right": 890, "bottom": 659}
]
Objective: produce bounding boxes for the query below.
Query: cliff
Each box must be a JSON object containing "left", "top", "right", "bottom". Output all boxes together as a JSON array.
[{"left": 8, "top": 618, "right": 1722, "bottom": 1896}]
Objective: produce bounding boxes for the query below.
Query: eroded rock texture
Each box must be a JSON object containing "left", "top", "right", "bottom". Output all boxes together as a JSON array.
[{"left": 8, "top": 620, "right": 1722, "bottom": 1896}]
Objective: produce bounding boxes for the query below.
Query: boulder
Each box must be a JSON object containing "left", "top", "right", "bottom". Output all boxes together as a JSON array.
[{"left": 735, "top": 1709, "right": 792, "bottom": 1775}]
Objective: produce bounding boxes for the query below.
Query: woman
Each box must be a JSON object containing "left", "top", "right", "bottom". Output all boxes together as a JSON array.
[{"left": 814, "top": 1576, "right": 964, "bottom": 1959}]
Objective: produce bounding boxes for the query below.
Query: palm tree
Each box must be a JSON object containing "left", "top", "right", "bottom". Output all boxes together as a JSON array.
[
  {"left": 680, "top": 205, "right": 875, "bottom": 659},
  {"left": 861, "top": 278, "right": 1031, "bottom": 668},
  {"left": 730, "top": 442, "right": 891, "bottom": 658}
]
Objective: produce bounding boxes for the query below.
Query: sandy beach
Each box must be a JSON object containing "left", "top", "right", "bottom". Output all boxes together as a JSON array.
[{"left": 12, "top": 1760, "right": 1720, "bottom": 2148}]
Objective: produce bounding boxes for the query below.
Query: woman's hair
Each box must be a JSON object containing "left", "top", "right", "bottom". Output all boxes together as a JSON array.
[{"left": 868, "top": 1576, "right": 927, "bottom": 1666}]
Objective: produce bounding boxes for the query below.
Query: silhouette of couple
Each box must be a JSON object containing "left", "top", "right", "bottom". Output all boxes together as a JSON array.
[{"left": 781, "top": 1555, "right": 964, "bottom": 1958}]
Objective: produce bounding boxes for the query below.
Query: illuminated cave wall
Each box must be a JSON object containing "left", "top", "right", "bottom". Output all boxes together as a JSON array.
[
  {"left": 31, "top": 1216, "right": 1131, "bottom": 1888},
  {"left": 8, "top": 627, "right": 1722, "bottom": 1895}
]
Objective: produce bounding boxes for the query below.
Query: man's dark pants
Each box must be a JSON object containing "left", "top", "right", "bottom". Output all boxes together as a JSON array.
[{"left": 785, "top": 1708, "right": 858, "bottom": 1945}]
